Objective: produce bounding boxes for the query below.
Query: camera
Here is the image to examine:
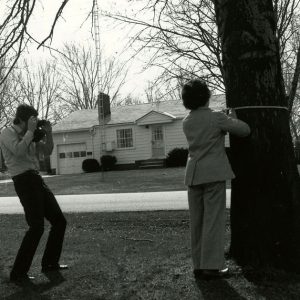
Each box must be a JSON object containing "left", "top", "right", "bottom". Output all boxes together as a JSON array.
[
  {"left": 37, "top": 119, "right": 48, "bottom": 127},
  {"left": 222, "top": 108, "right": 230, "bottom": 115},
  {"left": 32, "top": 119, "right": 48, "bottom": 142}
]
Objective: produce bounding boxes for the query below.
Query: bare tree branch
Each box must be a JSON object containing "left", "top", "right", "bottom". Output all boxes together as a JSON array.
[
  {"left": 38, "top": 0, "right": 70, "bottom": 49},
  {"left": 0, "top": 0, "right": 73, "bottom": 85},
  {"left": 9, "top": 59, "right": 66, "bottom": 124},
  {"left": 58, "top": 43, "right": 128, "bottom": 112},
  {"left": 288, "top": 43, "right": 300, "bottom": 113},
  {"left": 106, "top": 0, "right": 300, "bottom": 138},
  {"left": 104, "top": 0, "right": 225, "bottom": 95}
]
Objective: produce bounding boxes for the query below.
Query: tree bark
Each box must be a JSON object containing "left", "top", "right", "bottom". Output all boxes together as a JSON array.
[
  {"left": 288, "top": 43, "right": 300, "bottom": 114},
  {"left": 214, "top": 0, "right": 300, "bottom": 270}
]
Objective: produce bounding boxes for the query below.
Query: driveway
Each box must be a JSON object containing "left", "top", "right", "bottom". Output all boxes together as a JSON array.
[{"left": 0, "top": 190, "right": 232, "bottom": 214}]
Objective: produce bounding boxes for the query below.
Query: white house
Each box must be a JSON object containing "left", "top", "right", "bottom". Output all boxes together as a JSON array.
[{"left": 51, "top": 95, "right": 226, "bottom": 174}]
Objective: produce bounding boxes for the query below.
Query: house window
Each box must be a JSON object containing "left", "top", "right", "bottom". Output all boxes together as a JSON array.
[
  {"left": 80, "top": 151, "right": 87, "bottom": 157},
  {"left": 66, "top": 152, "right": 73, "bottom": 158},
  {"left": 152, "top": 126, "right": 163, "bottom": 141},
  {"left": 116, "top": 128, "right": 133, "bottom": 148},
  {"left": 73, "top": 151, "right": 80, "bottom": 158},
  {"left": 59, "top": 153, "right": 66, "bottom": 159}
]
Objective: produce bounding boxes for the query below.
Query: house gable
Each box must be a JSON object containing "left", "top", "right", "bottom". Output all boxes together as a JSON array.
[{"left": 135, "top": 110, "right": 176, "bottom": 126}]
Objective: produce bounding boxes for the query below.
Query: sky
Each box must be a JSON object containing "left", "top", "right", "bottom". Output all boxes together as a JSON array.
[{"left": 23, "top": 0, "right": 158, "bottom": 101}]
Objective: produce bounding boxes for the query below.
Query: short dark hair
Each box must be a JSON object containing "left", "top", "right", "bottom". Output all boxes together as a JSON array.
[
  {"left": 181, "top": 79, "right": 211, "bottom": 110},
  {"left": 13, "top": 104, "right": 38, "bottom": 125}
]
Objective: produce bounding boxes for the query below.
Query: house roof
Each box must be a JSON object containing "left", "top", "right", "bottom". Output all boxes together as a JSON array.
[
  {"left": 53, "top": 94, "right": 225, "bottom": 133},
  {"left": 135, "top": 110, "right": 177, "bottom": 125}
]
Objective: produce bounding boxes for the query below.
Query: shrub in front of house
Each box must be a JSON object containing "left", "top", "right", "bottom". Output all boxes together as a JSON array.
[
  {"left": 82, "top": 159, "right": 101, "bottom": 173},
  {"left": 166, "top": 147, "right": 188, "bottom": 167},
  {"left": 100, "top": 155, "right": 117, "bottom": 171}
]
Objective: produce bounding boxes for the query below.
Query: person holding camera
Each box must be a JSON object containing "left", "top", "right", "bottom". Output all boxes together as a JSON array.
[
  {"left": 0, "top": 104, "right": 67, "bottom": 284},
  {"left": 182, "top": 79, "right": 251, "bottom": 280}
]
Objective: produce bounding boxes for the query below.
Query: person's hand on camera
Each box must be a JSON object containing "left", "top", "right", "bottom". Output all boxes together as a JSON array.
[
  {"left": 27, "top": 116, "right": 37, "bottom": 133},
  {"left": 228, "top": 108, "right": 237, "bottom": 119}
]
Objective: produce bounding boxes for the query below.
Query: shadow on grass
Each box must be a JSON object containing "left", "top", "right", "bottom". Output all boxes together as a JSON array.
[
  {"left": 3, "top": 271, "right": 65, "bottom": 300},
  {"left": 242, "top": 268, "right": 300, "bottom": 299},
  {"left": 195, "top": 278, "right": 247, "bottom": 300}
]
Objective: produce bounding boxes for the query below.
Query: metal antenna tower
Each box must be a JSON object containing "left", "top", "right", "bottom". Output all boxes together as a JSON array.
[{"left": 93, "top": 0, "right": 106, "bottom": 168}]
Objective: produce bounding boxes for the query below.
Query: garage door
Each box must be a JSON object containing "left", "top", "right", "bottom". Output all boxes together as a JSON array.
[{"left": 58, "top": 143, "right": 87, "bottom": 174}]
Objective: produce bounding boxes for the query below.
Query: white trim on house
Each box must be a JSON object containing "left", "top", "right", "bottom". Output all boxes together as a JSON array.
[
  {"left": 103, "top": 122, "right": 135, "bottom": 128},
  {"left": 54, "top": 128, "right": 91, "bottom": 134},
  {"left": 163, "top": 125, "right": 167, "bottom": 157},
  {"left": 136, "top": 110, "right": 176, "bottom": 126},
  {"left": 150, "top": 124, "right": 166, "bottom": 158},
  {"left": 115, "top": 127, "right": 136, "bottom": 151}
]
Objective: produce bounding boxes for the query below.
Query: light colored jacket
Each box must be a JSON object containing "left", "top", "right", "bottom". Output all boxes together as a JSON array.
[
  {"left": 0, "top": 125, "right": 39, "bottom": 177},
  {"left": 183, "top": 107, "right": 250, "bottom": 186}
]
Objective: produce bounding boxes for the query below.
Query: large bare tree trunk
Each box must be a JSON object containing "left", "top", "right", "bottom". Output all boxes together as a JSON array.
[{"left": 214, "top": 0, "right": 300, "bottom": 270}]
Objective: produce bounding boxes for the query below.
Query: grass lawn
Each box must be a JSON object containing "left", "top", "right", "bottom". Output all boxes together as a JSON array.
[
  {"left": 1, "top": 210, "right": 300, "bottom": 299},
  {"left": 0, "top": 168, "right": 187, "bottom": 197},
  {"left": 0, "top": 167, "right": 233, "bottom": 197}
]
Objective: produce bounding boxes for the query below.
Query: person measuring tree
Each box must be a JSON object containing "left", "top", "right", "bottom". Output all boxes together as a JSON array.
[{"left": 214, "top": 0, "right": 300, "bottom": 271}]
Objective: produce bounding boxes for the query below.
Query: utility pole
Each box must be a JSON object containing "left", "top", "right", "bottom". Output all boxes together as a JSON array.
[{"left": 93, "top": 0, "right": 106, "bottom": 176}]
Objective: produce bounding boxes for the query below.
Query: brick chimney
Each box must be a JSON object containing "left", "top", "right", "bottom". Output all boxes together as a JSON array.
[{"left": 97, "top": 92, "right": 111, "bottom": 122}]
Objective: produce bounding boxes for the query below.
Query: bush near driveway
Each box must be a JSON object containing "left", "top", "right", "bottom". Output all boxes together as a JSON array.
[
  {"left": 82, "top": 158, "right": 101, "bottom": 173},
  {"left": 1, "top": 210, "right": 300, "bottom": 299}
]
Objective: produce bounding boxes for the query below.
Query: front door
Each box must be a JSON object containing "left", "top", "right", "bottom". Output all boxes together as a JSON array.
[{"left": 151, "top": 125, "right": 165, "bottom": 158}]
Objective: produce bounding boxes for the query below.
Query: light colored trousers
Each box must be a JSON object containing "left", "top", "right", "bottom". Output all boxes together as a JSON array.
[{"left": 188, "top": 181, "right": 226, "bottom": 270}]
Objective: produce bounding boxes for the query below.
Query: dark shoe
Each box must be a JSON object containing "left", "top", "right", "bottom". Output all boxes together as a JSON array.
[
  {"left": 10, "top": 274, "right": 35, "bottom": 285},
  {"left": 42, "top": 264, "right": 68, "bottom": 273},
  {"left": 193, "top": 269, "right": 204, "bottom": 278},
  {"left": 195, "top": 268, "right": 230, "bottom": 280}
]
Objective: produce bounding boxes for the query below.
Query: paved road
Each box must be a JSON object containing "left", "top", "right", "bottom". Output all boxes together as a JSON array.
[{"left": 0, "top": 190, "right": 232, "bottom": 214}]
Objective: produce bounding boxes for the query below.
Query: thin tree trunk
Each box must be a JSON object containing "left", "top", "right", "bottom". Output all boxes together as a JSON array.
[{"left": 214, "top": 0, "right": 300, "bottom": 270}]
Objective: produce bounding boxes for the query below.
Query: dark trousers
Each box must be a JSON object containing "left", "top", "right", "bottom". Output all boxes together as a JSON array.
[{"left": 11, "top": 170, "right": 67, "bottom": 276}]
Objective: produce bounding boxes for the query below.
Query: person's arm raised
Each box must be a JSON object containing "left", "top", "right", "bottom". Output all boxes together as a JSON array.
[{"left": 216, "top": 110, "right": 251, "bottom": 137}]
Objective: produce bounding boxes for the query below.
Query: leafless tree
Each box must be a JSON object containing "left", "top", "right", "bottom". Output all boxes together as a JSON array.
[
  {"left": 106, "top": 0, "right": 224, "bottom": 93},
  {"left": 0, "top": 0, "right": 75, "bottom": 130},
  {"left": 144, "top": 73, "right": 184, "bottom": 103},
  {"left": 0, "top": 58, "right": 21, "bottom": 131},
  {"left": 117, "top": 93, "right": 142, "bottom": 106},
  {"left": 107, "top": 0, "right": 300, "bottom": 131},
  {"left": 0, "top": 58, "right": 67, "bottom": 130},
  {"left": 274, "top": 0, "right": 300, "bottom": 138},
  {"left": 10, "top": 59, "right": 66, "bottom": 124},
  {"left": 0, "top": 0, "right": 70, "bottom": 86},
  {"left": 58, "top": 43, "right": 128, "bottom": 111}
]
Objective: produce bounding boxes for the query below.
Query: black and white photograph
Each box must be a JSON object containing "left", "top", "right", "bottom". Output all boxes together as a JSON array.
[{"left": 0, "top": 0, "right": 300, "bottom": 299}]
